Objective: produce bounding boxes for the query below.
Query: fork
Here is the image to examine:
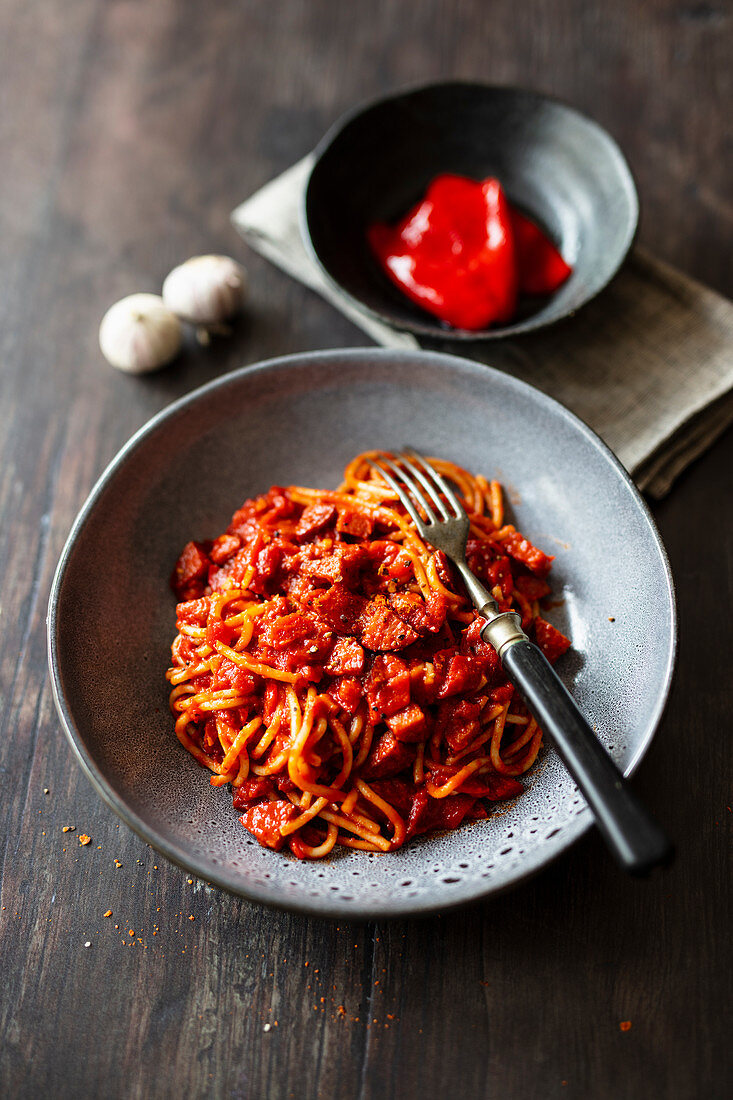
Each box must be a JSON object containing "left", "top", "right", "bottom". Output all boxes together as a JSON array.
[{"left": 369, "top": 450, "right": 673, "bottom": 875}]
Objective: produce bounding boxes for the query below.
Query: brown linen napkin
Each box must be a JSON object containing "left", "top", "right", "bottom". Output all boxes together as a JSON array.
[{"left": 232, "top": 156, "right": 733, "bottom": 497}]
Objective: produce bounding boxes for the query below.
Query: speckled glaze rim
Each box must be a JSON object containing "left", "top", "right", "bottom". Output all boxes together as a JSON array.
[
  {"left": 302, "top": 80, "right": 640, "bottom": 340},
  {"left": 47, "top": 349, "right": 676, "bottom": 919}
]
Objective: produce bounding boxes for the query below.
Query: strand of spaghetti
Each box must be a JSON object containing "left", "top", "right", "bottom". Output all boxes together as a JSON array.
[
  {"left": 211, "top": 607, "right": 251, "bottom": 631},
  {"left": 491, "top": 584, "right": 505, "bottom": 605},
  {"left": 287, "top": 687, "right": 317, "bottom": 766},
  {"left": 333, "top": 806, "right": 382, "bottom": 834},
  {"left": 489, "top": 480, "right": 503, "bottom": 527},
  {"left": 505, "top": 723, "right": 543, "bottom": 771},
  {"left": 250, "top": 709, "right": 281, "bottom": 759},
  {"left": 429, "top": 460, "right": 475, "bottom": 509},
  {"left": 213, "top": 641, "right": 298, "bottom": 683},
  {"left": 290, "top": 776, "right": 349, "bottom": 801},
  {"left": 490, "top": 704, "right": 532, "bottom": 776},
  {"left": 319, "top": 809, "right": 392, "bottom": 850},
  {"left": 279, "top": 796, "right": 329, "bottom": 836},
  {"left": 210, "top": 600, "right": 253, "bottom": 622},
  {"left": 288, "top": 692, "right": 347, "bottom": 800},
  {"left": 178, "top": 623, "right": 206, "bottom": 639},
  {"left": 174, "top": 713, "right": 220, "bottom": 770},
  {"left": 386, "top": 512, "right": 431, "bottom": 551},
  {"left": 444, "top": 731, "right": 498, "bottom": 767},
  {"left": 303, "top": 716, "right": 328, "bottom": 762},
  {"left": 347, "top": 711, "right": 364, "bottom": 745},
  {"left": 428, "top": 726, "right": 442, "bottom": 762},
  {"left": 214, "top": 711, "right": 237, "bottom": 752},
  {"left": 492, "top": 524, "right": 518, "bottom": 542},
  {"left": 237, "top": 566, "right": 256, "bottom": 590},
  {"left": 469, "top": 521, "right": 496, "bottom": 539},
  {"left": 522, "top": 728, "right": 544, "bottom": 770},
  {"left": 208, "top": 585, "right": 256, "bottom": 620},
  {"left": 252, "top": 754, "right": 290, "bottom": 776},
  {"left": 287, "top": 686, "right": 302, "bottom": 745},
  {"left": 355, "top": 780, "right": 407, "bottom": 848},
  {"left": 469, "top": 477, "right": 484, "bottom": 513},
  {"left": 210, "top": 769, "right": 237, "bottom": 787},
  {"left": 167, "top": 682, "right": 198, "bottom": 709},
  {"left": 340, "top": 450, "right": 383, "bottom": 487},
  {"left": 177, "top": 639, "right": 213, "bottom": 662},
  {"left": 335, "top": 834, "right": 388, "bottom": 852},
  {"left": 289, "top": 822, "right": 339, "bottom": 858},
  {"left": 469, "top": 513, "right": 499, "bottom": 536},
  {"left": 210, "top": 714, "right": 256, "bottom": 786},
  {"left": 175, "top": 689, "right": 216, "bottom": 715},
  {"left": 437, "top": 704, "right": 505, "bottom": 765},
  {"left": 341, "top": 461, "right": 394, "bottom": 491},
  {"left": 504, "top": 718, "right": 539, "bottom": 759},
  {"left": 220, "top": 716, "right": 262, "bottom": 774},
  {"left": 351, "top": 484, "right": 395, "bottom": 505},
  {"left": 195, "top": 693, "right": 255, "bottom": 712},
  {"left": 512, "top": 589, "right": 533, "bottom": 624},
  {"left": 209, "top": 587, "right": 251, "bottom": 618},
  {"left": 352, "top": 718, "right": 374, "bottom": 768},
  {"left": 340, "top": 788, "right": 359, "bottom": 815},
  {"left": 232, "top": 753, "right": 251, "bottom": 788},
  {"left": 167, "top": 660, "right": 213, "bottom": 685},
  {"left": 425, "top": 554, "right": 464, "bottom": 603},
  {"left": 252, "top": 706, "right": 291, "bottom": 772},
  {"left": 474, "top": 475, "right": 495, "bottom": 527},
  {"left": 328, "top": 716, "right": 353, "bottom": 789},
  {"left": 448, "top": 611, "right": 475, "bottom": 625},
  {"left": 232, "top": 606, "right": 268, "bottom": 650},
  {"left": 426, "top": 756, "right": 492, "bottom": 798}
]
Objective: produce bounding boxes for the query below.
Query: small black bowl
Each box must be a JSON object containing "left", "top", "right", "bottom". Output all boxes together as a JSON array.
[{"left": 303, "top": 82, "right": 638, "bottom": 340}]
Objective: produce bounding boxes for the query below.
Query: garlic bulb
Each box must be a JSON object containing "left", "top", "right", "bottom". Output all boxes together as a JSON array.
[
  {"left": 162, "top": 255, "right": 247, "bottom": 326},
  {"left": 99, "top": 293, "right": 182, "bottom": 373}
]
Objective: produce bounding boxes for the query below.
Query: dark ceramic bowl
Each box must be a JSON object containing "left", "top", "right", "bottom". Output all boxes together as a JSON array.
[
  {"left": 47, "top": 349, "right": 674, "bottom": 919},
  {"left": 303, "top": 83, "right": 638, "bottom": 340}
]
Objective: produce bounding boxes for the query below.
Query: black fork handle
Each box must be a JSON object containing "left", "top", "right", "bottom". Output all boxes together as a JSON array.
[{"left": 501, "top": 639, "right": 673, "bottom": 875}]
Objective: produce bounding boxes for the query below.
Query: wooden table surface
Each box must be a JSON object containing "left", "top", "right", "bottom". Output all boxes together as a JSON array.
[{"left": 1, "top": 2, "right": 731, "bottom": 1097}]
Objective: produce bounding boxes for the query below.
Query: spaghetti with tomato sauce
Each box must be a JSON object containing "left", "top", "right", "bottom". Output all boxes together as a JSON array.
[{"left": 167, "top": 452, "right": 570, "bottom": 859}]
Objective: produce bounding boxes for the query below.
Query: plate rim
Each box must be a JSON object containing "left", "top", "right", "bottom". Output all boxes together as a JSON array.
[
  {"left": 47, "top": 347, "right": 676, "bottom": 919},
  {"left": 301, "top": 79, "right": 640, "bottom": 341}
]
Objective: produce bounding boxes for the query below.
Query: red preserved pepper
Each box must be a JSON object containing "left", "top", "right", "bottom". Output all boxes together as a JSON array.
[
  {"left": 368, "top": 175, "right": 517, "bottom": 330},
  {"left": 367, "top": 173, "right": 572, "bottom": 331},
  {"left": 509, "top": 207, "right": 573, "bottom": 296}
]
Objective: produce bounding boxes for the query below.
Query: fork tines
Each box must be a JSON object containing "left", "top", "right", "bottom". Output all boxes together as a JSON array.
[{"left": 368, "top": 451, "right": 466, "bottom": 529}]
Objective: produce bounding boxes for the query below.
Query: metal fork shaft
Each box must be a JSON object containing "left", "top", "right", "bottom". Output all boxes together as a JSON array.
[
  {"left": 453, "top": 560, "right": 527, "bottom": 651},
  {"left": 501, "top": 638, "right": 674, "bottom": 875}
]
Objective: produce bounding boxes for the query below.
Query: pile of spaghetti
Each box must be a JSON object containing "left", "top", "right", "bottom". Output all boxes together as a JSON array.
[{"left": 167, "top": 452, "right": 570, "bottom": 859}]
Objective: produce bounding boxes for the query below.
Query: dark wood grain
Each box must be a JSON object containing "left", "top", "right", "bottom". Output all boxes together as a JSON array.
[{"left": 0, "top": 1, "right": 731, "bottom": 1098}]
